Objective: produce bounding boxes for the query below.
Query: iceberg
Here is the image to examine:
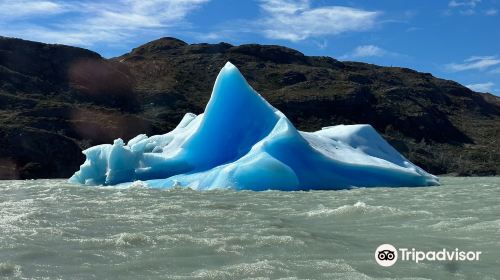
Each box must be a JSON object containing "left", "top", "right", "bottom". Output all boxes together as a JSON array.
[{"left": 69, "top": 62, "right": 439, "bottom": 190}]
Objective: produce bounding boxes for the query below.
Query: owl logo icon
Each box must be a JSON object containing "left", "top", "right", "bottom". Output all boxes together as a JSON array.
[{"left": 375, "top": 244, "right": 398, "bottom": 266}]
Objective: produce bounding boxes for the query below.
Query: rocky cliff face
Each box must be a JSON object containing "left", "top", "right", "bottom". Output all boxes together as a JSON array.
[{"left": 1, "top": 36, "right": 499, "bottom": 179}]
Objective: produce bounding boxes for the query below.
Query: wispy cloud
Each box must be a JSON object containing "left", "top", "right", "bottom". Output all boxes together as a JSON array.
[
  {"left": 0, "top": 0, "right": 67, "bottom": 18},
  {"left": 445, "top": 0, "right": 499, "bottom": 16},
  {"left": 445, "top": 56, "right": 500, "bottom": 71},
  {"left": 448, "top": 0, "right": 481, "bottom": 8},
  {"left": 342, "top": 45, "right": 386, "bottom": 59},
  {"left": 446, "top": 0, "right": 497, "bottom": 16},
  {"left": 406, "top": 26, "right": 422, "bottom": 32},
  {"left": 0, "top": 0, "right": 209, "bottom": 46},
  {"left": 485, "top": 8, "right": 498, "bottom": 15},
  {"left": 459, "top": 9, "right": 476, "bottom": 15},
  {"left": 465, "top": 82, "right": 494, "bottom": 92},
  {"left": 339, "top": 45, "right": 403, "bottom": 60},
  {"left": 314, "top": 39, "right": 328, "bottom": 50},
  {"left": 258, "top": 0, "right": 380, "bottom": 41}
]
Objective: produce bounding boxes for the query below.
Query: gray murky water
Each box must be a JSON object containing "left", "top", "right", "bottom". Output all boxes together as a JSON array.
[{"left": 0, "top": 177, "right": 499, "bottom": 279}]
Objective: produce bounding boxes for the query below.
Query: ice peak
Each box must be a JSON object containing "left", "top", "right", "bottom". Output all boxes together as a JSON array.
[
  {"left": 211, "top": 61, "right": 249, "bottom": 96},
  {"left": 223, "top": 61, "right": 236, "bottom": 70},
  {"left": 204, "top": 61, "right": 275, "bottom": 117},
  {"left": 182, "top": 62, "right": 280, "bottom": 169}
]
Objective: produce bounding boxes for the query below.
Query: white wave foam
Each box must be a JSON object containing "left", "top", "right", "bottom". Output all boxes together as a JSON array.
[{"left": 305, "top": 201, "right": 431, "bottom": 217}]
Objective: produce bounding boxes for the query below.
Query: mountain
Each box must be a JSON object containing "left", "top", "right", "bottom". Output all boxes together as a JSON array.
[{"left": 0, "top": 36, "right": 499, "bottom": 179}]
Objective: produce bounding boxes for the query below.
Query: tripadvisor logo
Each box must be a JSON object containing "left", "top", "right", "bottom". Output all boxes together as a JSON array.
[
  {"left": 375, "top": 244, "right": 398, "bottom": 267},
  {"left": 375, "top": 244, "right": 482, "bottom": 267}
]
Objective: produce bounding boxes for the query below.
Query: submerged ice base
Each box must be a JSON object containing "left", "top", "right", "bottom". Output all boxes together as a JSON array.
[{"left": 69, "top": 62, "right": 439, "bottom": 190}]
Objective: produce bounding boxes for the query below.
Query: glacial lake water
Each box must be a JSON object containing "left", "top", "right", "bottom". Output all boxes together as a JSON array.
[{"left": 0, "top": 177, "right": 498, "bottom": 279}]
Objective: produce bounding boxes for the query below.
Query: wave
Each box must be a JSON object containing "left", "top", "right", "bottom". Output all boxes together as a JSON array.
[{"left": 305, "top": 201, "right": 432, "bottom": 217}]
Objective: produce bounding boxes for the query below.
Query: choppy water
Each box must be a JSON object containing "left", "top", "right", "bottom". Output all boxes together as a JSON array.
[{"left": 0, "top": 177, "right": 499, "bottom": 279}]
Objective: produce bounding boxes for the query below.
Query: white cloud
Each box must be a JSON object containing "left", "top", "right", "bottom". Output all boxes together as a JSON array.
[
  {"left": 196, "top": 32, "right": 222, "bottom": 41},
  {"left": 406, "top": 27, "right": 422, "bottom": 32},
  {"left": 258, "top": 0, "right": 380, "bottom": 41},
  {"left": 345, "top": 45, "right": 386, "bottom": 58},
  {"left": 446, "top": 56, "right": 500, "bottom": 71},
  {"left": 446, "top": 0, "right": 488, "bottom": 16},
  {"left": 465, "top": 82, "right": 494, "bottom": 92},
  {"left": 314, "top": 39, "right": 328, "bottom": 50},
  {"left": 2, "top": 25, "right": 125, "bottom": 46},
  {"left": 459, "top": 8, "right": 476, "bottom": 15},
  {"left": 485, "top": 9, "right": 498, "bottom": 15},
  {"left": 465, "top": 55, "right": 497, "bottom": 61},
  {"left": 339, "top": 45, "right": 404, "bottom": 60},
  {"left": 448, "top": 0, "right": 481, "bottom": 8},
  {"left": 0, "top": 0, "right": 67, "bottom": 18},
  {"left": 260, "top": 0, "right": 309, "bottom": 15},
  {"left": 0, "top": 0, "right": 209, "bottom": 46}
]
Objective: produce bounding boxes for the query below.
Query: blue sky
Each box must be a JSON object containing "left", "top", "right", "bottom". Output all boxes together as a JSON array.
[{"left": 1, "top": 0, "right": 499, "bottom": 95}]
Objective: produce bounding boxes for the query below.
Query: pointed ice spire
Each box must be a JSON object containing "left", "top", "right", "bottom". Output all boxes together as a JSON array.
[
  {"left": 206, "top": 62, "right": 264, "bottom": 110},
  {"left": 180, "top": 62, "right": 281, "bottom": 170}
]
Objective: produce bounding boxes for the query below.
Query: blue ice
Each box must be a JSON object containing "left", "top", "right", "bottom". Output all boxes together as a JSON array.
[{"left": 69, "top": 62, "right": 439, "bottom": 190}]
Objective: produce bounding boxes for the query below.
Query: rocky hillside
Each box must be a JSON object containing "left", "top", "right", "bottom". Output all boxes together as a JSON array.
[{"left": 0, "top": 36, "right": 499, "bottom": 179}]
